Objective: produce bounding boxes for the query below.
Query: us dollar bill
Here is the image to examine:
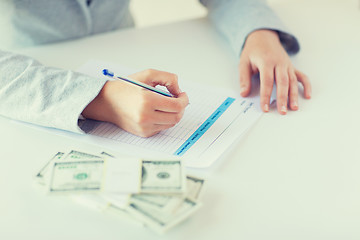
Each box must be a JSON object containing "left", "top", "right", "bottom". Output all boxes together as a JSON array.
[
  {"left": 130, "top": 194, "right": 184, "bottom": 214},
  {"left": 64, "top": 150, "right": 102, "bottom": 161},
  {"left": 185, "top": 175, "right": 205, "bottom": 201},
  {"left": 35, "top": 152, "right": 65, "bottom": 185},
  {"left": 48, "top": 160, "right": 105, "bottom": 194},
  {"left": 100, "top": 151, "right": 115, "bottom": 158},
  {"left": 140, "top": 160, "right": 186, "bottom": 194},
  {"left": 126, "top": 198, "right": 202, "bottom": 234},
  {"left": 129, "top": 175, "right": 205, "bottom": 213},
  {"left": 35, "top": 150, "right": 104, "bottom": 186}
]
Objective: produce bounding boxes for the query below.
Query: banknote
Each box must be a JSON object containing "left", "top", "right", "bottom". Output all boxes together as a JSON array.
[
  {"left": 48, "top": 160, "right": 105, "bottom": 193},
  {"left": 35, "top": 152, "right": 65, "bottom": 185},
  {"left": 129, "top": 176, "right": 204, "bottom": 212},
  {"left": 126, "top": 198, "right": 202, "bottom": 234},
  {"left": 140, "top": 160, "right": 186, "bottom": 194},
  {"left": 185, "top": 175, "right": 205, "bottom": 201},
  {"left": 64, "top": 150, "right": 102, "bottom": 161},
  {"left": 100, "top": 151, "right": 115, "bottom": 158},
  {"left": 35, "top": 150, "right": 101, "bottom": 184},
  {"left": 130, "top": 194, "right": 184, "bottom": 213},
  {"left": 129, "top": 175, "right": 204, "bottom": 213}
]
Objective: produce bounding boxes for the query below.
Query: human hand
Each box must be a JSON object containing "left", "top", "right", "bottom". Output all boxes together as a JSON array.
[
  {"left": 82, "top": 69, "right": 189, "bottom": 137},
  {"left": 239, "top": 29, "right": 311, "bottom": 114}
]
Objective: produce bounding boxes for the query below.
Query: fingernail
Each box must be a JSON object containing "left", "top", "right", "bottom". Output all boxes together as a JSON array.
[
  {"left": 264, "top": 104, "right": 269, "bottom": 112},
  {"left": 240, "top": 87, "right": 247, "bottom": 95},
  {"left": 281, "top": 105, "right": 287, "bottom": 113},
  {"left": 292, "top": 101, "right": 298, "bottom": 108}
]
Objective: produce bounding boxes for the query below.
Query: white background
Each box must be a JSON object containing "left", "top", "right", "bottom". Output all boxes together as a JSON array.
[{"left": 130, "top": 0, "right": 360, "bottom": 28}]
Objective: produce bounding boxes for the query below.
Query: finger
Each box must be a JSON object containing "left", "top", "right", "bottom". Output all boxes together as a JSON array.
[
  {"left": 238, "top": 58, "right": 252, "bottom": 97},
  {"left": 131, "top": 69, "right": 182, "bottom": 96},
  {"left": 149, "top": 110, "right": 185, "bottom": 125},
  {"left": 295, "top": 69, "right": 312, "bottom": 99},
  {"left": 151, "top": 91, "right": 189, "bottom": 113},
  {"left": 288, "top": 68, "right": 299, "bottom": 111},
  {"left": 135, "top": 123, "right": 176, "bottom": 138},
  {"left": 275, "top": 65, "right": 289, "bottom": 115},
  {"left": 259, "top": 66, "right": 275, "bottom": 112}
]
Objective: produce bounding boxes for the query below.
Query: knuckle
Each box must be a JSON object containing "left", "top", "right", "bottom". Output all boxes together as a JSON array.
[
  {"left": 262, "top": 79, "right": 274, "bottom": 88},
  {"left": 289, "top": 74, "right": 297, "bottom": 84},
  {"left": 289, "top": 86, "right": 298, "bottom": 95},
  {"left": 262, "top": 55, "right": 277, "bottom": 66},
  {"left": 145, "top": 68, "right": 156, "bottom": 76},
  {"left": 261, "top": 93, "right": 271, "bottom": 100},
  {"left": 260, "top": 89, "right": 272, "bottom": 99},
  {"left": 174, "top": 113, "right": 183, "bottom": 123},
  {"left": 260, "top": 98, "right": 270, "bottom": 105},
  {"left": 290, "top": 82, "right": 299, "bottom": 91},
  {"left": 172, "top": 101, "right": 183, "bottom": 112},
  {"left": 289, "top": 92, "right": 298, "bottom": 99},
  {"left": 239, "top": 72, "right": 251, "bottom": 83},
  {"left": 277, "top": 78, "right": 289, "bottom": 86},
  {"left": 171, "top": 73, "right": 178, "bottom": 82},
  {"left": 261, "top": 73, "right": 274, "bottom": 85},
  {"left": 290, "top": 86, "right": 299, "bottom": 94},
  {"left": 165, "top": 73, "right": 178, "bottom": 85},
  {"left": 278, "top": 93, "right": 288, "bottom": 101}
]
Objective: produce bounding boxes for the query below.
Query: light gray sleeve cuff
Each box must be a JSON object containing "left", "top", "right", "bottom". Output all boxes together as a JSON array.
[
  {"left": 0, "top": 50, "right": 107, "bottom": 133},
  {"left": 200, "top": 0, "right": 300, "bottom": 56}
]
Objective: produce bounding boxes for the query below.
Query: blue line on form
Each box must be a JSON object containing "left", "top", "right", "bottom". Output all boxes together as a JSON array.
[{"left": 174, "top": 97, "right": 235, "bottom": 156}]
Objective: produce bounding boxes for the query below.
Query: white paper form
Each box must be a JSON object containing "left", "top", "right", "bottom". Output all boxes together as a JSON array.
[{"left": 77, "top": 60, "right": 262, "bottom": 168}]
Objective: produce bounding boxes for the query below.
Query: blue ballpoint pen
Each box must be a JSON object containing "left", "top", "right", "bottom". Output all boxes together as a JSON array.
[{"left": 102, "top": 69, "right": 173, "bottom": 97}]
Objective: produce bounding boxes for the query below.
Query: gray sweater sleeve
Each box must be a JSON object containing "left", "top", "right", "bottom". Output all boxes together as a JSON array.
[
  {"left": 0, "top": 50, "right": 107, "bottom": 133},
  {"left": 200, "top": 0, "right": 300, "bottom": 56}
]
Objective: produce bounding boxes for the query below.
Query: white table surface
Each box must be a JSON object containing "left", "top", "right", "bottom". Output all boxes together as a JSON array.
[{"left": 1, "top": 2, "right": 360, "bottom": 240}]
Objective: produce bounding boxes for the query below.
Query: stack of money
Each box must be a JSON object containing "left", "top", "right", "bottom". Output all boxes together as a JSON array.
[{"left": 34, "top": 150, "right": 205, "bottom": 234}]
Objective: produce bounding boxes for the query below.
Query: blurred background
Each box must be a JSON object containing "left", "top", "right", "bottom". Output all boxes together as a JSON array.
[{"left": 130, "top": 0, "right": 359, "bottom": 28}]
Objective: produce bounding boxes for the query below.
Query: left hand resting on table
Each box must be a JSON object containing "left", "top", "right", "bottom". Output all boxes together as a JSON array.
[{"left": 238, "top": 29, "right": 312, "bottom": 114}]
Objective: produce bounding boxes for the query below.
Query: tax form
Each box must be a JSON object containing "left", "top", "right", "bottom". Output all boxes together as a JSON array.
[{"left": 77, "top": 60, "right": 262, "bottom": 168}]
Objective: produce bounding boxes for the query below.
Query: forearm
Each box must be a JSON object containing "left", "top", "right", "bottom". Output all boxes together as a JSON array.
[
  {"left": 200, "top": 0, "right": 300, "bottom": 56},
  {"left": 0, "top": 50, "right": 107, "bottom": 133}
]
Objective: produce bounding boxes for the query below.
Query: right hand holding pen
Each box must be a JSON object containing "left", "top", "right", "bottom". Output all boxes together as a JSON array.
[{"left": 82, "top": 69, "right": 189, "bottom": 137}]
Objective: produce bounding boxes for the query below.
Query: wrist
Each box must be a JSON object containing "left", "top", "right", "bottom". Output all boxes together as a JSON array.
[
  {"left": 82, "top": 80, "right": 113, "bottom": 122},
  {"left": 243, "top": 29, "right": 284, "bottom": 54},
  {"left": 247, "top": 29, "right": 279, "bottom": 42}
]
